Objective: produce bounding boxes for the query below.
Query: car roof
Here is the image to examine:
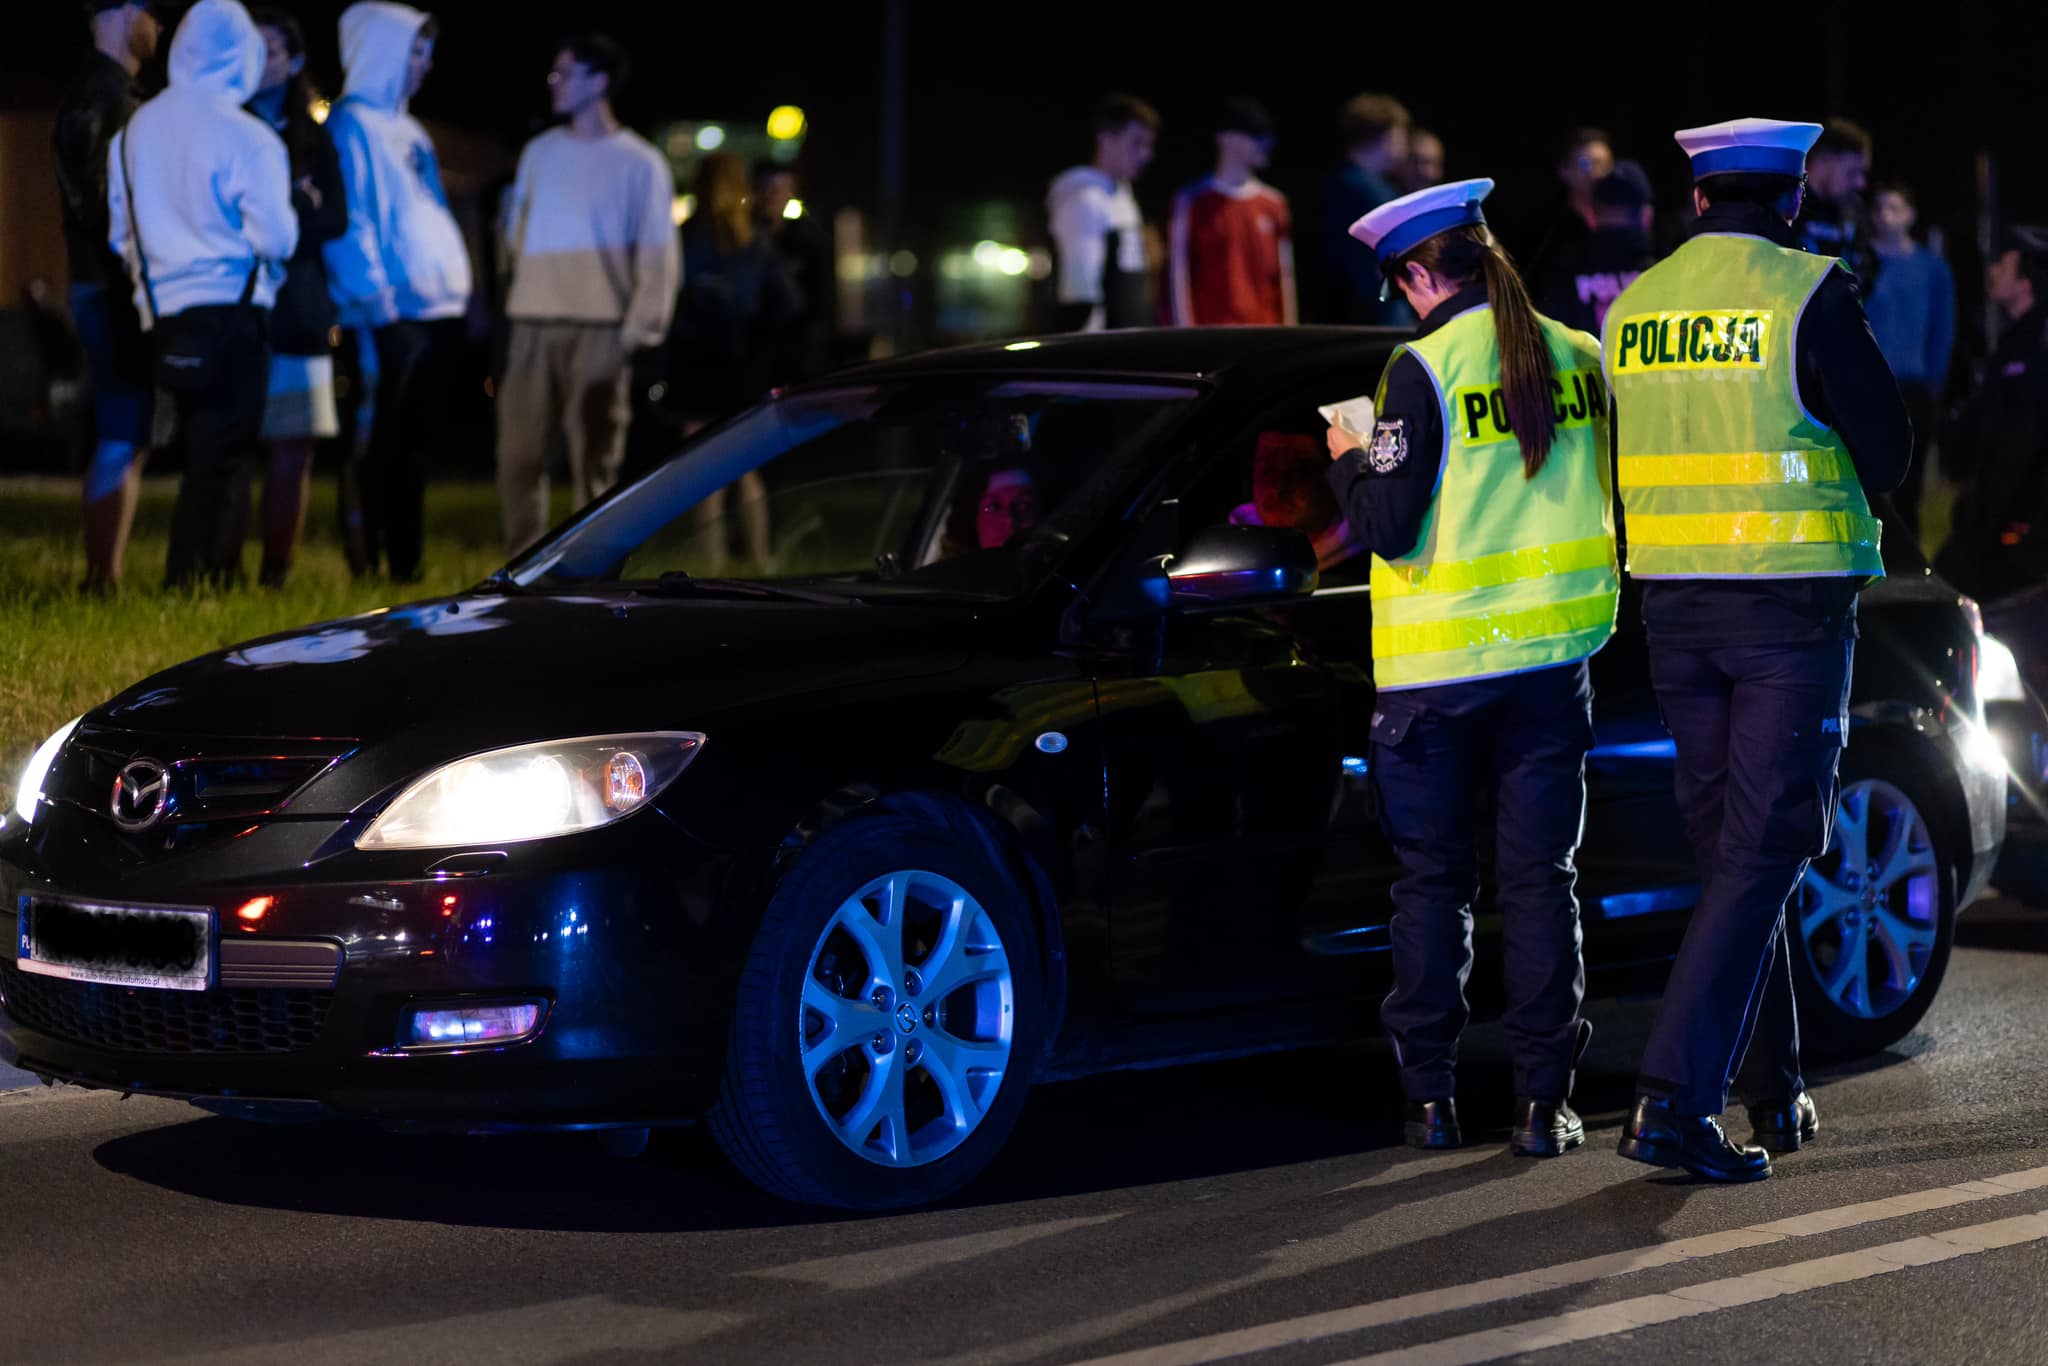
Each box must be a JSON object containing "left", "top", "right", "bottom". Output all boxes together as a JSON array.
[{"left": 815, "top": 326, "right": 1406, "bottom": 388}]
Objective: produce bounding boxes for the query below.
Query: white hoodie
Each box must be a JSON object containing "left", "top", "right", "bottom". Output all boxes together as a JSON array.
[
  {"left": 107, "top": 0, "right": 297, "bottom": 324},
  {"left": 324, "top": 2, "right": 474, "bottom": 326}
]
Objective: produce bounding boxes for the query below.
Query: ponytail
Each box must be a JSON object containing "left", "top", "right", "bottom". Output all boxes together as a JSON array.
[
  {"left": 1389, "top": 225, "right": 1559, "bottom": 477},
  {"left": 1478, "top": 242, "right": 1557, "bottom": 477}
]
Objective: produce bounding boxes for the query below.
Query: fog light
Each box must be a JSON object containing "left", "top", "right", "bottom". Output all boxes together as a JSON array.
[{"left": 406, "top": 1002, "right": 543, "bottom": 1048}]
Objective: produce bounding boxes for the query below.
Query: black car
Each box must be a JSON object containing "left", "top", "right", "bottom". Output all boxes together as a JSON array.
[{"left": 0, "top": 328, "right": 2010, "bottom": 1209}]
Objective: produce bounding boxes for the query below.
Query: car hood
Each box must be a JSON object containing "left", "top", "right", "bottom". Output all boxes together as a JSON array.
[{"left": 89, "top": 590, "right": 979, "bottom": 750}]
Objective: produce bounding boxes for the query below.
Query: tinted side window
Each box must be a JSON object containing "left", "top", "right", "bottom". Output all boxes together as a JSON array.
[{"left": 1175, "top": 386, "right": 1382, "bottom": 589}]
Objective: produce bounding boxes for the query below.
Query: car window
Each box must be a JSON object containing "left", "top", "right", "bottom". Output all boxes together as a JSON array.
[
  {"left": 507, "top": 380, "right": 1199, "bottom": 597},
  {"left": 1174, "top": 391, "right": 1376, "bottom": 590}
]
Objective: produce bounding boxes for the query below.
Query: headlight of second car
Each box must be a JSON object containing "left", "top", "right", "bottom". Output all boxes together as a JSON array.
[
  {"left": 356, "top": 732, "right": 705, "bottom": 851},
  {"left": 1980, "top": 634, "right": 2025, "bottom": 704}
]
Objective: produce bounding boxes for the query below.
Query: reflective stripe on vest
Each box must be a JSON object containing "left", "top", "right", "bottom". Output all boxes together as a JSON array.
[
  {"left": 1369, "top": 306, "right": 1619, "bottom": 692},
  {"left": 1603, "top": 235, "right": 1884, "bottom": 581},
  {"left": 1373, "top": 591, "right": 1617, "bottom": 660},
  {"left": 1369, "top": 533, "right": 1615, "bottom": 597}
]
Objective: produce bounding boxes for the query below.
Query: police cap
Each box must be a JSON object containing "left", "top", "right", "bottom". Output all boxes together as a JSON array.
[
  {"left": 1348, "top": 178, "right": 1494, "bottom": 277},
  {"left": 1674, "top": 118, "right": 1823, "bottom": 181}
]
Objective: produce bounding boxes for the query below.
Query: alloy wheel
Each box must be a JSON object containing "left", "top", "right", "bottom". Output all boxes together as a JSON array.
[
  {"left": 799, "top": 869, "right": 1015, "bottom": 1167},
  {"left": 1795, "top": 778, "right": 1940, "bottom": 1020}
]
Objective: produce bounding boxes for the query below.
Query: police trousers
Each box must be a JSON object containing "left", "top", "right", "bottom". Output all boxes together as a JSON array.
[
  {"left": 1370, "top": 659, "right": 1594, "bottom": 1102},
  {"left": 1638, "top": 638, "right": 1852, "bottom": 1115}
]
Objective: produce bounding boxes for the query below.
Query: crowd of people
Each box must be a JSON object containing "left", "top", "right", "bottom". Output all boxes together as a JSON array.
[
  {"left": 52, "top": 0, "right": 830, "bottom": 591},
  {"left": 1044, "top": 94, "right": 1961, "bottom": 380},
  {"left": 1041, "top": 90, "right": 2048, "bottom": 604},
  {"left": 41, "top": 1, "right": 2045, "bottom": 607}
]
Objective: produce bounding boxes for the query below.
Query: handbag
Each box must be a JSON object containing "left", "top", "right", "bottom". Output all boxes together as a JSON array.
[{"left": 119, "top": 130, "right": 261, "bottom": 395}]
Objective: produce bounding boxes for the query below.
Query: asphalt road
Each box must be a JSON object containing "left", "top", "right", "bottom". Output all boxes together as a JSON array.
[{"left": 6, "top": 900, "right": 2048, "bottom": 1365}]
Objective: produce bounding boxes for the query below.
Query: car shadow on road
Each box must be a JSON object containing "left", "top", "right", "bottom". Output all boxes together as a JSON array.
[
  {"left": 87, "top": 1036, "right": 1637, "bottom": 1236},
  {"left": 976, "top": 1038, "right": 1648, "bottom": 1205},
  {"left": 87, "top": 999, "right": 1924, "bottom": 1233},
  {"left": 91, "top": 1118, "right": 837, "bottom": 1234}
]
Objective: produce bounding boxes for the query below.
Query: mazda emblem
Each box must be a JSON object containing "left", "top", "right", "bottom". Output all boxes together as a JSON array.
[{"left": 110, "top": 759, "right": 172, "bottom": 832}]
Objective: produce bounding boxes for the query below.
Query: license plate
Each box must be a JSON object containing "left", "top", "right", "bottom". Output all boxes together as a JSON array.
[{"left": 16, "top": 896, "right": 214, "bottom": 992}]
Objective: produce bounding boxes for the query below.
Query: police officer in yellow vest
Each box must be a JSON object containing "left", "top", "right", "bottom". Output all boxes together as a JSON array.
[
  {"left": 1325, "top": 179, "right": 1618, "bottom": 1156},
  {"left": 1606, "top": 120, "right": 1910, "bottom": 1183}
]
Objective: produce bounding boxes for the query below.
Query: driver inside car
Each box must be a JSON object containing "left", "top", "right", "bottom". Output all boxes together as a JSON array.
[
  {"left": 1229, "top": 430, "right": 1364, "bottom": 571},
  {"left": 936, "top": 409, "right": 1045, "bottom": 560}
]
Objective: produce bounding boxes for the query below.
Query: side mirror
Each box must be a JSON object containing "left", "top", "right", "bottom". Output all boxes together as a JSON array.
[{"left": 1165, "top": 525, "right": 1319, "bottom": 608}]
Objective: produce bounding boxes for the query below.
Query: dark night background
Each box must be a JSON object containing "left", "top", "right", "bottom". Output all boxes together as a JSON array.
[{"left": 2, "top": 0, "right": 2041, "bottom": 350}]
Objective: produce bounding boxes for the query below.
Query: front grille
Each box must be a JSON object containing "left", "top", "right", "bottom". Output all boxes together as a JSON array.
[
  {"left": 0, "top": 960, "right": 332, "bottom": 1055},
  {"left": 47, "top": 729, "right": 351, "bottom": 827}
]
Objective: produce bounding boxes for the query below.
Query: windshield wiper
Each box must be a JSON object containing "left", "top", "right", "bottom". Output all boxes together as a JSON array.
[{"left": 633, "top": 572, "right": 854, "bottom": 605}]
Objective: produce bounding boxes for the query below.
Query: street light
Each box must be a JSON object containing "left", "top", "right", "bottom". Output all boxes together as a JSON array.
[{"left": 767, "top": 105, "right": 807, "bottom": 141}]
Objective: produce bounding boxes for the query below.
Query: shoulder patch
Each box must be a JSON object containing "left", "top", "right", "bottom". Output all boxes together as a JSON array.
[{"left": 1367, "top": 419, "right": 1408, "bottom": 473}]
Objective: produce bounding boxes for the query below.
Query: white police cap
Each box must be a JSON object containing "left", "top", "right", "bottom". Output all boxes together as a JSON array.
[
  {"left": 1348, "top": 177, "right": 1495, "bottom": 276},
  {"left": 1674, "top": 118, "right": 1823, "bottom": 180}
]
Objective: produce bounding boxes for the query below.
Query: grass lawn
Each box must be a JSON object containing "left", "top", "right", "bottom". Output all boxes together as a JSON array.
[{"left": 0, "top": 475, "right": 568, "bottom": 810}]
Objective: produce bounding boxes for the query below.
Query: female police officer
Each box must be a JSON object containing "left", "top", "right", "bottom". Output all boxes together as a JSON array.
[{"left": 1324, "top": 180, "right": 1618, "bottom": 1156}]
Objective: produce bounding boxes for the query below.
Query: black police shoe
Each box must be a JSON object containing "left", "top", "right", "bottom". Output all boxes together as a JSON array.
[
  {"left": 1510, "top": 1097, "right": 1585, "bottom": 1158},
  {"left": 1404, "top": 1098, "right": 1462, "bottom": 1149},
  {"left": 1747, "top": 1091, "right": 1820, "bottom": 1153},
  {"left": 1616, "top": 1096, "right": 1770, "bottom": 1183}
]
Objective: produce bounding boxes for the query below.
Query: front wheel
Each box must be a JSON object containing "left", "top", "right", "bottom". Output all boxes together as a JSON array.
[
  {"left": 709, "top": 811, "right": 1044, "bottom": 1209},
  {"left": 1788, "top": 748, "right": 1958, "bottom": 1062}
]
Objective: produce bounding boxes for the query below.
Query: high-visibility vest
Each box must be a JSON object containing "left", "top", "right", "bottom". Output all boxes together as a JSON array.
[
  {"left": 1601, "top": 234, "right": 1884, "bottom": 580},
  {"left": 1369, "top": 304, "right": 1619, "bottom": 691}
]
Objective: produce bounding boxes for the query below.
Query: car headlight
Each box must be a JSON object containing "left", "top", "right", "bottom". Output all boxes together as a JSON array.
[
  {"left": 1981, "top": 634, "right": 2025, "bottom": 704},
  {"left": 11, "top": 717, "right": 82, "bottom": 826},
  {"left": 355, "top": 732, "right": 705, "bottom": 851}
]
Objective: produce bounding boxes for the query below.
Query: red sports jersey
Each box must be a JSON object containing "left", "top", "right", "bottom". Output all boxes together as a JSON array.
[{"left": 1168, "top": 177, "right": 1295, "bottom": 326}]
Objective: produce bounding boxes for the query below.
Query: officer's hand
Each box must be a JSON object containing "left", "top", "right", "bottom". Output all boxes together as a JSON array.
[{"left": 1327, "top": 425, "right": 1363, "bottom": 462}]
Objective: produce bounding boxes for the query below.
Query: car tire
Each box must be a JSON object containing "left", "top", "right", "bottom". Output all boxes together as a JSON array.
[
  {"left": 1788, "top": 743, "right": 1959, "bottom": 1063},
  {"left": 709, "top": 810, "right": 1044, "bottom": 1209}
]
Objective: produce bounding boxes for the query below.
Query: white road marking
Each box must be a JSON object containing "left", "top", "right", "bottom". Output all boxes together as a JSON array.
[
  {"left": 1067, "top": 1164, "right": 2048, "bottom": 1366},
  {"left": 1346, "top": 1210, "right": 2048, "bottom": 1366},
  {"left": 135, "top": 1297, "right": 745, "bottom": 1365},
  {"left": 749, "top": 1213, "right": 1127, "bottom": 1290}
]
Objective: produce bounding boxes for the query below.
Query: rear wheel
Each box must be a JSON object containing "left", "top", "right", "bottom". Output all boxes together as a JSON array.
[
  {"left": 709, "top": 811, "right": 1043, "bottom": 1208},
  {"left": 1789, "top": 748, "right": 1958, "bottom": 1061}
]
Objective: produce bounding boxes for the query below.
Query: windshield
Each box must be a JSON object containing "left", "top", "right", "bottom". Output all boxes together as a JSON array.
[{"left": 506, "top": 378, "right": 1200, "bottom": 596}]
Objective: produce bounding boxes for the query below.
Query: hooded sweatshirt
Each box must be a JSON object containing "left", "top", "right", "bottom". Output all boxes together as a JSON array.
[
  {"left": 323, "top": 2, "right": 473, "bottom": 326},
  {"left": 107, "top": 0, "right": 297, "bottom": 324}
]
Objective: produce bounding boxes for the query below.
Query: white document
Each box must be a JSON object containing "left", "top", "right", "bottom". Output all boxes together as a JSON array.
[{"left": 1317, "top": 395, "right": 1377, "bottom": 435}]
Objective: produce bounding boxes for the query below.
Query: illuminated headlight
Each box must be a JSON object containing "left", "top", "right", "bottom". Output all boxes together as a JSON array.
[
  {"left": 11, "top": 717, "right": 82, "bottom": 826},
  {"left": 356, "top": 732, "right": 704, "bottom": 851},
  {"left": 1981, "top": 634, "right": 2025, "bottom": 703}
]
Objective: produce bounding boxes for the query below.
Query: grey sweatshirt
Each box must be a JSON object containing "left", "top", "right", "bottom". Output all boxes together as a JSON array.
[{"left": 500, "top": 125, "right": 680, "bottom": 350}]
